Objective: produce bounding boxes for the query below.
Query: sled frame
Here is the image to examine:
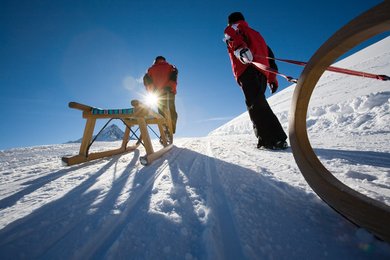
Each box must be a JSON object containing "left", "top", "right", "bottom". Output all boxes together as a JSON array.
[
  {"left": 62, "top": 100, "right": 173, "bottom": 166},
  {"left": 289, "top": 1, "right": 390, "bottom": 242}
]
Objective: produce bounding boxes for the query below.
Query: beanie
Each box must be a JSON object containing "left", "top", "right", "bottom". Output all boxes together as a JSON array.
[
  {"left": 154, "top": 56, "right": 166, "bottom": 64},
  {"left": 228, "top": 12, "right": 245, "bottom": 25}
]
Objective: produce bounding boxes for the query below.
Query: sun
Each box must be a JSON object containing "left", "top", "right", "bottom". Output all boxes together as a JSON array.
[{"left": 143, "top": 92, "right": 159, "bottom": 108}]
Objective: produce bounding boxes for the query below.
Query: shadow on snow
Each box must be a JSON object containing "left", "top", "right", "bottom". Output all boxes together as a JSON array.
[{"left": 0, "top": 147, "right": 388, "bottom": 259}]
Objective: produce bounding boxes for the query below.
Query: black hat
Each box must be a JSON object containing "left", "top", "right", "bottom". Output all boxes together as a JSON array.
[
  {"left": 228, "top": 12, "right": 245, "bottom": 25},
  {"left": 154, "top": 56, "right": 166, "bottom": 64}
]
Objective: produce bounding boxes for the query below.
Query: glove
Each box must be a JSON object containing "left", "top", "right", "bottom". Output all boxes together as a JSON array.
[
  {"left": 270, "top": 81, "right": 278, "bottom": 94},
  {"left": 234, "top": 48, "right": 253, "bottom": 64}
]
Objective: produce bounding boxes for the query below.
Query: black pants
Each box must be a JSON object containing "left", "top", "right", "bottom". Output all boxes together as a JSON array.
[
  {"left": 158, "top": 92, "right": 178, "bottom": 134},
  {"left": 238, "top": 65, "right": 287, "bottom": 146}
]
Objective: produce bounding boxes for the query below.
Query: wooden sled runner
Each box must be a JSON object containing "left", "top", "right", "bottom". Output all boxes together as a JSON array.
[
  {"left": 289, "top": 1, "right": 390, "bottom": 242},
  {"left": 62, "top": 99, "right": 174, "bottom": 166}
]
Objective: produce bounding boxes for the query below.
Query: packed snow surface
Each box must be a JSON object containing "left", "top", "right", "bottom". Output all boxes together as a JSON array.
[{"left": 1, "top": 37, "right": 390, "bottom": 259}]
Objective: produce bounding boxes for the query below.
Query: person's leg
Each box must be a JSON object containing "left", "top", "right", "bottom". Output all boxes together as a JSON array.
[
  {"left": 238, "top": 66, "right": 287, "bottom": 148},
  {"left": 167, "top": 92, "right": 178, "bottom": 134},
  {"left": 158, "top": 92, "right": 177, "bottom": 134},
  {"left": 157, "top": 92, "right": 167, "bottom": 117}
]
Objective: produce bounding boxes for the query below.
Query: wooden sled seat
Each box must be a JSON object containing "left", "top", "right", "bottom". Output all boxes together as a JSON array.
[
  {"left": 91, "top": 107, "right": 134, "bottom": 115},
  {"left": 62, "top": 100, "right": 173, "bottom": 166}
]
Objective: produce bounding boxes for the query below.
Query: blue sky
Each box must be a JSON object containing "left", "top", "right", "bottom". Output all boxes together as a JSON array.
[{"left": 0, "top": 0, "right": 387, "bottom": 150}]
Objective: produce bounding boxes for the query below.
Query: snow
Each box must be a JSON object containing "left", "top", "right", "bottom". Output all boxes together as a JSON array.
[{"left": 1, "top": 37, "right": 390, "bottom": 259}]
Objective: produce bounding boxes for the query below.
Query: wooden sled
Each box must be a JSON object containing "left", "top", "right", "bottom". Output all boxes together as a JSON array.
[
  {"left": 62, "top": 99, "right": 173, "bottom": 166},
  {"left": 289, "top": 1, "right": 390, "bottom": 242}
]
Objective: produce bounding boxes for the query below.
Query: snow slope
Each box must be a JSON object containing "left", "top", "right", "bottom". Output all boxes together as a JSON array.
[{"left": 1, "top": 37, "right": 390, "bottom": 259}]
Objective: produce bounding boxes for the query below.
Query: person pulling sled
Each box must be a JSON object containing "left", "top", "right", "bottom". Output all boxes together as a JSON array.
[
  {"left": 143, "top": 56, "right": 178, "bottom": 143},
  {"left": 223, "top": 12, "right": 288, "bottom": 150}
]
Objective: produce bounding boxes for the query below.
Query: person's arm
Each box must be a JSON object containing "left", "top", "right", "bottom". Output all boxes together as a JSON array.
[
  {"left": 224, "top": 26, "right": 246, "bottom": 50},
  {"left": 169, "top": 66, "right": 178, "bottom": 82},
  {"left": 267, "top": 46, "right": 278, "bottom": 71},
  {"left": 143, "top": 73, "right": 154, "bottom": 92},
  {"left": 165, "top": 66, "right": 178, "bottom": 93},
  {"left": 267, "top": 46, "right": 279, "bottom": 94},
  {"left": 224, "top": 25, "right": 253, "bottom": 64}
]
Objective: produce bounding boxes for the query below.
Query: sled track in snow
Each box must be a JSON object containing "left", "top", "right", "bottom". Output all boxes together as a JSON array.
[
  {"left": 0, "top": 144, "right": 187, "bottom": 258},
  {"left": 205, "top": 140, "right": 245, "bottom": 260},
  {"left": 289, "top": 1, "right": 390, "bottom": 242},
  {"left": 85, "top": 139, "right": 245, "bottom": 259},
  {"left": 76, "top": 143, "right": 188, "bottom": 259}
]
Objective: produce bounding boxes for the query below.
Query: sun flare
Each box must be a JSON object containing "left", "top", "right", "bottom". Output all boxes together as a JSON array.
[{"left": 144, "top": 92, "right": 159, "bottom": 108}]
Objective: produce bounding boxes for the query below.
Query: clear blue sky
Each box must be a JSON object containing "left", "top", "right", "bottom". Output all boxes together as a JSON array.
[{"left": 0, "top": 0, "right": 387, "bottom": 150}]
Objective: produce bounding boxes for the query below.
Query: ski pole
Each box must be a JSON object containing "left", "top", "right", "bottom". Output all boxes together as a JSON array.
[
  {"left": 251, "top": 61, "right": 298, "bottom": 83},
  {"left": 263, "top": 56, "right": 390, "bottom": 81}
]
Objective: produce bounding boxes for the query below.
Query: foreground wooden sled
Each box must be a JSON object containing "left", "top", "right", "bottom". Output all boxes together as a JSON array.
[
  {"left": 62, "top": 100, "right": 173, "bottom": 166},
  {"left": 289, "top": 1, "right": 390, "bottom": 242}
]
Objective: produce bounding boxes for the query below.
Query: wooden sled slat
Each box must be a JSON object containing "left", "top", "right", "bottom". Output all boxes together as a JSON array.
[
  {"left": 62, "top": 145, "right": 139, "bottom": 166},
  {"left": 62, "top": 99, "right": 174, "bottom": 166},
  {"left": 140, "top": 144, "right": 174, "bottom": 166},
  {"left": 69, "top": 102, "right": 92, "bottom": 112}
]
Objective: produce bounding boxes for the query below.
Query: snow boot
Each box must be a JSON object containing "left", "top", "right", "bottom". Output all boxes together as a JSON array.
[
  {"left": 273, "top": 140, "right": 288, "bottom": 150},
  {"left": 258, "top": 140, "right": 288, "bottom": 150},
  {"left": 257, "top": 137, "right": 265, "bottom": 149}
]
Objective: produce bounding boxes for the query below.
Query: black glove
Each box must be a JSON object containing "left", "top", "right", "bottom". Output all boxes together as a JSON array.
[{"left": 270, "top": 82, "right": 278, "bottom": 94}]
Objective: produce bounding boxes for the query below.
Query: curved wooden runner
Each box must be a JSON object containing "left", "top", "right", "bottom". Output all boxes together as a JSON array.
[{"left": 289, "top": 1, "right": 390, "bottom": 242}]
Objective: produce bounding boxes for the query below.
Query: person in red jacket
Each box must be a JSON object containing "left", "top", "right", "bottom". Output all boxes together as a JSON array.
[
  {"left": 223, "top": 12, "right": 287, "bottom": 150},
  {"left": 143, "top": 56, "right": 178, "bottom": 134}
]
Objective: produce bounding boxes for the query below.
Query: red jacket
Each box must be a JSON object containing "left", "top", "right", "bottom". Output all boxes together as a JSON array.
[
  {"left": 224, "top": 20, "right": 277, "bottom": 85},
  {"left": 143, "top": 60, "right": 178, "bottom": 94}
]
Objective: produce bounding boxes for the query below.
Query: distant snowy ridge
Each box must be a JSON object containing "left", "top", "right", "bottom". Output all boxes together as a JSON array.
[
  {"left": 67, "top": 124, "right": 124, "bottom": 143},
  {"left": 209, "top": 36, "right": 390, "bottom": 137}
]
